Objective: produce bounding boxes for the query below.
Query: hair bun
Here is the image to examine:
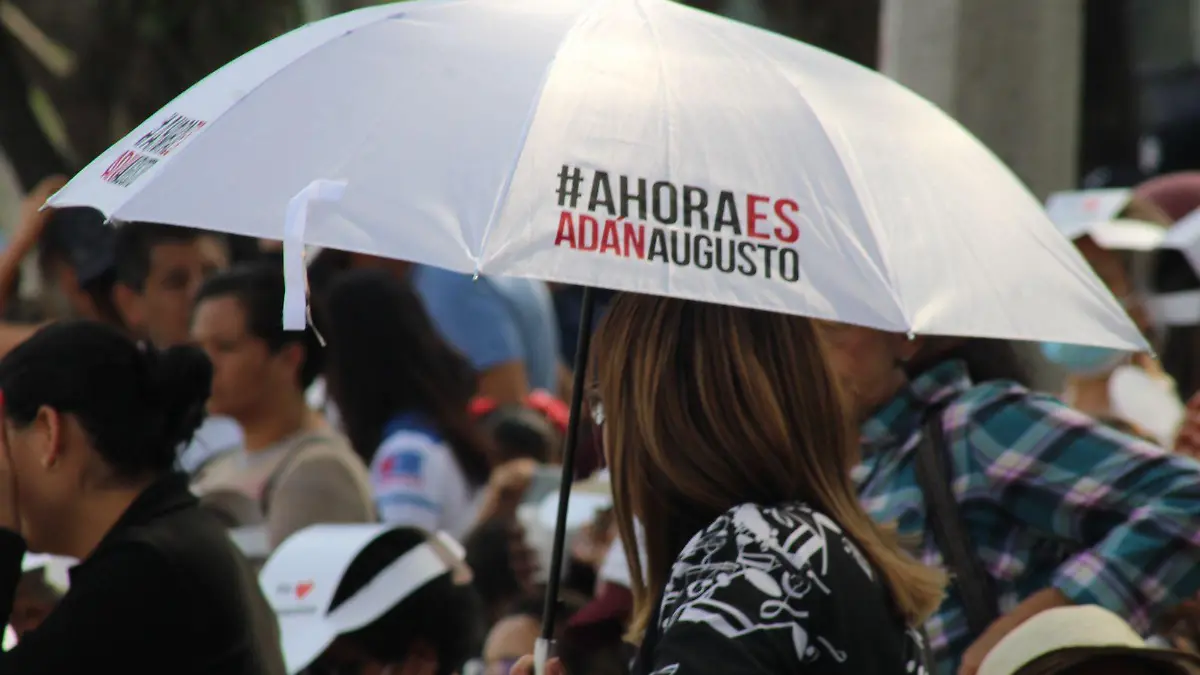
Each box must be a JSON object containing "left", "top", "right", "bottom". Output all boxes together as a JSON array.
[{"left": 146, "top": 345, "right": 213, "bottom": 451}]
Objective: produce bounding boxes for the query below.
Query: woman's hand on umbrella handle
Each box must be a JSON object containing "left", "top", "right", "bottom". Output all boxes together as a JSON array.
[{"left": 509, "top": 655, "right": 565, "bottom": 675}]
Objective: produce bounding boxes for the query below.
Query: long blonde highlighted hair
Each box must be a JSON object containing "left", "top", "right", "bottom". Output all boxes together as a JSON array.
[{"left": 592, "top": 293, "right": 945, "bottom": 641}]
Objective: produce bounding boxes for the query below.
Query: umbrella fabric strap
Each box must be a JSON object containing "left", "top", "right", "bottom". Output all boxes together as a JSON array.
[{"left": 282, "top": 179, "right": 347, "bottom": 336}]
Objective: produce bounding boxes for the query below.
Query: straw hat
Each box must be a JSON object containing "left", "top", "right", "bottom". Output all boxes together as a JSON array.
[{"left": 978, "top": 605, "right": 1200, "bottom": 675}]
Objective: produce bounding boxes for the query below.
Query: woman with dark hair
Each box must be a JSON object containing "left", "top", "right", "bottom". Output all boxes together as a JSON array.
[
  {"left": 319, "top": 269, "right": 495, "bottom": 538},
  {"left": 0, "top": 320, "right": 283, "bottom": 673}
]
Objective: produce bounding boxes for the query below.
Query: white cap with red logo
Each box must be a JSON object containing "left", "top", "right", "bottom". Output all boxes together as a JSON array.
[{"left": 259, "top": 524, "right": 464, "bottom": 674}]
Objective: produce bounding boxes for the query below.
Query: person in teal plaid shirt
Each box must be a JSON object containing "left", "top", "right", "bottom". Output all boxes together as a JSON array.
[{"left": 815, "top": 324, "right": 1200, "bottom": 675}]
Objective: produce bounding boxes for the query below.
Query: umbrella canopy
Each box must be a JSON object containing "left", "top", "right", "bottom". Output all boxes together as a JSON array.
[{"left": 47, "top": 0, "right": 1142, "bottom": 349}]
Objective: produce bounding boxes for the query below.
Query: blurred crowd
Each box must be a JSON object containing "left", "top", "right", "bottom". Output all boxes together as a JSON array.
[{"left": 6, "top": 169, "right": 1200, "bottom": 675}]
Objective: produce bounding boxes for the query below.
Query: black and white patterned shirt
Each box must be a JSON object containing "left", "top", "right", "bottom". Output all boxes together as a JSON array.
[{"left": 633, "top": 502, "right": 927, "bottom": 675}]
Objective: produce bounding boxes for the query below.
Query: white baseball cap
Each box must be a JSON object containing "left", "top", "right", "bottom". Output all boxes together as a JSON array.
[
  {"left": 259, "top": 524, "right": 466, "bottom": 675},
  {"left": 1045, "top": 189, "right": 1141, "bottom": 241},
  {"left": 978, "top": 605, "right": 1200, "bottom": 675},
  {"left": 1044, "top": 188, "right": 1184, "bottom": 255}
]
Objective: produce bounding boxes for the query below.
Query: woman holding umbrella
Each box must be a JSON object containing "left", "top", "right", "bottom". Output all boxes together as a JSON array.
[
  {"left": 518, "top": 293, "right": 946, "bottom": 675},
  {"left": 0, "top": 320, "right": 284, "bottom": 674}
]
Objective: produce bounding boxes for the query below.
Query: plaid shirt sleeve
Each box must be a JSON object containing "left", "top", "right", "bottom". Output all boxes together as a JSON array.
[{"left": 959, "top": 386, "right": 1200, "bottom": 631}]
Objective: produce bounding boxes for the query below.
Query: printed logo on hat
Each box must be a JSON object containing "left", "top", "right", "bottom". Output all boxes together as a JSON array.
[{"left": 260, "top": 524, "right": 467, "bottom": 675}]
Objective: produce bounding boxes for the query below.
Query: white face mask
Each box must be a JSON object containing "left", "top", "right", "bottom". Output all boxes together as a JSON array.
[{"left": 1108, "top": 365, "right": 1184, "bottom": 446}]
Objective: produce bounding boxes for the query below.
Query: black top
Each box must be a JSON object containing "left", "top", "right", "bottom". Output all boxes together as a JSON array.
[
  {"left": 632, "top": 503, "right": 926, "bottom": 675},
  {"left": 0, "top": 473, "right": 285, "bottom": 675}
]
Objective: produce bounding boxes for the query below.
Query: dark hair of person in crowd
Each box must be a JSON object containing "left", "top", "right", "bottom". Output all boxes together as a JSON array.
[
  {"left": 905, "top": 336, "right": 1034, "bottom": 388},
  {"left": 36, "top": 207, "right": 122, "bottom": 327},
  {"left": 306, "top": 248, "right": 354, "bottom": 299},
  {"left": 1151, "top": 248, "right": 1200, "bottom": 400},
  {"left": 317, "top": 268, "right": 493, "bottom": 485},
  {"left": 114, "top": 221, "right": 216, "bottom": 291},
  {"left": 463, "top": 517, "right": 524, "bottom": 624},
  {"left": 326, "top": 527, "right": 484, "bottom": 675},
  {"left": 592, "top": 294, "right": 945, "bottom": 637},
  {"left": 479, "top": 405, "right": 559, "bottom": 464},
  {"left": 0, "top": 320, "right": 211, "bottom": 477},
  {"left": 193, "top": 261, "right": 324, "bottom": 389}
]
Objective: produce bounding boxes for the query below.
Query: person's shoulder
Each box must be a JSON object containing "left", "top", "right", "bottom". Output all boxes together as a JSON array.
[
  {"left": 284, "top": 429, "right": 371, "bottom": 478},
  {"left": 188, "top": 448, "right": 244, "bottom": 494},
  {"left": 952, "top": 380, "right": 1161, "bottom": 454},
  {"left": 656, "top": 503, "right": 881, "bottom": 668},
  {"left": 674, "top": 502, "right": 863, "bottom": 572},
  {"left": 373, "top": 427, "right": 458, "bottom": 484},
  {"left": 103, "top": 506, "right": 245, "bottom": 584}
]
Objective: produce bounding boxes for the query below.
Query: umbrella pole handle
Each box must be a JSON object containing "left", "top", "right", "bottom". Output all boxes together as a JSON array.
[{"left": 539, "top": 286, "right": 599, "bottom": 642}]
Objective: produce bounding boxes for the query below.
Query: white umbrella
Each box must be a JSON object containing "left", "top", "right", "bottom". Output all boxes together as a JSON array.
[
  {"left": 46, "top": 0, "right": 1141, "bottom": 349},
  {"left": 45, "top": 1, "right": 1147, "bottom": 665}
]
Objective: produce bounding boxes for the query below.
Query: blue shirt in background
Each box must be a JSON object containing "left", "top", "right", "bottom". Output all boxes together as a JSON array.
[{"left": 412, "top": 266, "right": 560, "bottom": 392}]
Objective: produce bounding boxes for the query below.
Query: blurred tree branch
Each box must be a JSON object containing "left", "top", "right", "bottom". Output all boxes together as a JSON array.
[
  {"left": 0, "top": 0, "right": 301, "bottom": 190},
  {"left": 0, "top": 25, "right": 66, "bottom": 190},
  {"left": 683, "top": 0, "right": 880, "bottom": 68},
  {"left": 759, "top": 0, "right": 880, "bottom": 67},
  {"left": 1079, "top": 0, "right": 1138, "bottom": 176}
]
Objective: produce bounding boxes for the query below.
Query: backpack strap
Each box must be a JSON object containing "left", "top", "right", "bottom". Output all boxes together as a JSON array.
[
  {"left": 258, "top": 433, "right": 331, "bottom": 516},
  {"left": 914, "top": 406, "right": 1000, "bottom": 640}
]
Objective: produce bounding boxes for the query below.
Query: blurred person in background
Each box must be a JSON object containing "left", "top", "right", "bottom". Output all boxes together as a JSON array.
[
  {"left": 471, "top": 401, "right": 562, "bottom": 464},
  {"left": 0, "top": 320, "right": 283, "bottom": 673},
  {"left": 112, "top": 220, "right": 230, "bottom": 348},
  {"left": 111, "top": 220, "right": 243, "bottom": 474},
  {"left": 464, "top": 517, "right": 539, "bottom": 626},
  {"left": 0, "top": 176, "right": 118, "bottom": 350},
  {"left": 307, "top": 249, "right": 561, "bottom": 406},
  {"left": 1041, "top": 194, "right": 1178, "bottom": 440},
  {"left": 478, "top": 594, "right": 587, "bottom": 675},
  {"left": 519, "top": 294, "right": 945, "bottom": 675},
  {"left": 190, "top": 263, "right": 374, "bottom": 550},
  {"left": 318, "top": 268, "right": 505, "bottom": 538},
  {"left": 0, "top": 178, "right": 240, "bottom": 474},
  {"left": 262, "top": 524, "right": 483, "bottom": 675},
  {"left": 1138, "top": 173, "right": 1200, "bottom": 459},
  {"left": 33, "top": 207, "right": 120, "bottom": 325},
  {"left": 838, "top": 325, "right": 1200, "bottom": 675}
]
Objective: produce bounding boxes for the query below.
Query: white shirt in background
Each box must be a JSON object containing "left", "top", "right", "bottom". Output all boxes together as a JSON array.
[{"left": 371, "top": 427, "right": 482, "bottom": 539}]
